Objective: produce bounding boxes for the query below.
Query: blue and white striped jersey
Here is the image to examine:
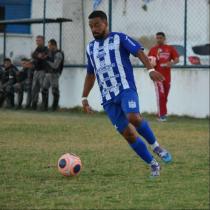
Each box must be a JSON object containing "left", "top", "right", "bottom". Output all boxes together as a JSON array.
[{"left": 86, "top": 32, "right": 143, "bottom": 104}]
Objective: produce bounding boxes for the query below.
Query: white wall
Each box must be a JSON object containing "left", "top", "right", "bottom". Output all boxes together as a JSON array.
[
  {"left": 58, "top": 68, "right": 209, "bottom": 118},
  {"left": 0, "top": 34, "right": 32, "bottom": 64}
]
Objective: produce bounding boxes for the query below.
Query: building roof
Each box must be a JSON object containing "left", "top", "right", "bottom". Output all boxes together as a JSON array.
[{"left": 0, "top": 18, "right": 72, "bottom": 25}]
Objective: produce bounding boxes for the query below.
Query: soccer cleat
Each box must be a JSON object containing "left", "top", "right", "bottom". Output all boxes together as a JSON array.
[
  {"left": 153, "top": 146, "right": 172, "bottom": 163},
  {"left": 150, "top": 159, "right": 160, "bottom": 177}
]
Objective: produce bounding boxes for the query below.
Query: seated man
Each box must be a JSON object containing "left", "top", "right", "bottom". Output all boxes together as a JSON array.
[
  {"left": 13, "top": 58, "right": 34, "bottom": 109},
  {"left": 0, "top": 66, "right": 5, "bottom": 107},
  {"left": 1, "top": 58, "right": 18, "bottom": 108}
]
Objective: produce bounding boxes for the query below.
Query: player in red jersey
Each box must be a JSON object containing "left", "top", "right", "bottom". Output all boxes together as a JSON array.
[{"left": 148, "top": 32, "right": 179, "bottom": 121}]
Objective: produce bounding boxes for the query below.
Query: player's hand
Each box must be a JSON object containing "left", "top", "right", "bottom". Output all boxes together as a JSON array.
[
  {"left": 37, "top": 53, "right": 43, "bottom": 58},
  {"left": 165, "top": 61, "right": 172, "bottom": 67},
  {"left": 149, "top": 71, "right": 165, "bottom": 82},
  {"left": 82, "top": 99, "right": 93, "bottom": 114}
]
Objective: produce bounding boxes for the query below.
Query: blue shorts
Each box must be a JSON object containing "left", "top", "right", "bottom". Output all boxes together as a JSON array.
[{"left": 103, "top": 89, "right": 140, "bottom": 133}]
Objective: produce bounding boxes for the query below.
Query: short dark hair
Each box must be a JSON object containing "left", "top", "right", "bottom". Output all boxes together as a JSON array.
[
  {"left": 156, "top": 32, "right": 166, "bottom": 37},
  {"left": 4, "top": 58, "right": 11, "bottom": 63},
  {"left": 88, "top": 10, "right": 107, "bottom": 20},
  {"left": 48, "top": 39, "right": 57, "bottom": 46},
  {"left": 36, "top": 35, "right": 44, "bottom": 40},
  {"left": 21, "top": 58, "right": 30, "bottom": 62}
]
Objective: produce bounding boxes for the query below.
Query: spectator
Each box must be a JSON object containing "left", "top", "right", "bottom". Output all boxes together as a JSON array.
[
  {"left": 23, "top": 59, "right": 34, "bottom": 109},
  {"left": 42, "top": 39, "right": 64, "bottom": 111},
  {"left": 13, "top": 58, "right": 34, "bottom": 109},
  {"left": 0, "top": 58, "right": 18, "bottom": 108},
  {"left": 31, "top": 35, "right": 48, "bottom": 110},
  {"left": 0, "top": 65, "right": 5, "bottom": 107},
  {"left": 148, "top": 32, "right": 179, "bottom": 121}
]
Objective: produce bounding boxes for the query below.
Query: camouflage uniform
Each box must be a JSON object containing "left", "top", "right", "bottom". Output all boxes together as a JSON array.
[
  {"left": 0, "top": 64, "right": 18, "bottom": 108},
  {"left": 31, "top": 46, "right": 48, "bottom": 109},
  {"left": 42, "top": 50, "right": 64, "bottom": 110},
  {"left": 13, "top": 67, "right": 34, "bottom": 108}
]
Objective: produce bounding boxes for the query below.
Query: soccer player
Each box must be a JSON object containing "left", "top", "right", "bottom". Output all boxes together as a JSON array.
[
  {"left": 82, "top": 11, "right": 172, "bottom": 177},
  {"left": 148, "top": 32, "right": 179, "bottom": 121}
]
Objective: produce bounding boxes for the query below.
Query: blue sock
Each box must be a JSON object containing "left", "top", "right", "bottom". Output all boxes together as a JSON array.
[
  {"left": 130, "top": 137, "right": 153, "bottom": 164},
  {"left": 137, "top": 120, "right": 156, "bottom": 145}
]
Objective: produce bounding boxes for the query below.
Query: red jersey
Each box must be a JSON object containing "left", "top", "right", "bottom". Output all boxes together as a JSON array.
[{"left": 148, "top": 44, "right": 179, "bottom": 82}]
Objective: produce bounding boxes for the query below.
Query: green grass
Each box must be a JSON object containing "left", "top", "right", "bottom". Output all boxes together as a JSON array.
[{"left": 0, "top": 110, "right": 209, "bottom": 210}]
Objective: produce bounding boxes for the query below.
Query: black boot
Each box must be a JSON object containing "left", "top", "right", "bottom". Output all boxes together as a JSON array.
[
  {"left": 0, "top": 92, "right": 5, "bottom": 107},
  {"left": 31, "top": 102, "right": 37, "bottom": 110},
  {"left": 52, "top": 94, "right": 59, "bottom": 111},
  {"left": 41, "top": 91, "right": 49, "bottom": 111}
]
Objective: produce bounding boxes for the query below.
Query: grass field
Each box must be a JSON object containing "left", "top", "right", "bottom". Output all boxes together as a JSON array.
[{"left": 0, "top": 110, "right": 209, "bottom": 210}]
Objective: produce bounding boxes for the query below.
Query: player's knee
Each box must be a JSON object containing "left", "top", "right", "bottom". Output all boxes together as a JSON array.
[
  {"left": 127, "top": 113, "right": 143, "bottom": 128},
  {"left": 122, "top": 124, "right": 138, "bottom": 143}
]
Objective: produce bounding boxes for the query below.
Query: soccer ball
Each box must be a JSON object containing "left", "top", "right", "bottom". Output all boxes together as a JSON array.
[
  {"left": 148, "top": 56, "right": 157, "bottom": 67},
  {"left": 58, "top": 153, "right": 82, "bottom": 177}
]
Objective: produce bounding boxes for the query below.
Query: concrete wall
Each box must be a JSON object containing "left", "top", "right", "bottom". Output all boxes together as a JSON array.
[{"left": 58, "top": 68, "right": 209, "bottom": 118}]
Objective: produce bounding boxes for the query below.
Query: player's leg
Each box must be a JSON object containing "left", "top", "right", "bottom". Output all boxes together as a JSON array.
[
  {"left": 163, "top": 81, "right": 171, "bottom": 115},
  {"left": 154, "top": 81, "right": 167, "bottom": 121},
  {"left": 103, "top": 102, "right": 160, "bottom": 176},
  {"left": 121, "top": 89, "right": 172, "bottom": 163}
]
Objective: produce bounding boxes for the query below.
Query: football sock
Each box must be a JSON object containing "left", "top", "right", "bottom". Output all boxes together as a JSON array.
[
  {"left": 137, "top": 120, "right": 157, "bottom": 145},
  {"left": 151, "top": 141, "right": 159, "bottom": 151},
  {"left": 130, "top": 137, "right": 153, "bottom": 164}
]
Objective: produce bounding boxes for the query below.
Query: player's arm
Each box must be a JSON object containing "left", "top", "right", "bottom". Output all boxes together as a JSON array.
[
  {"left": 165, "top": 46, "right": 180, "bottom": 67},
  {"left": 120, "top": 33, "right": 164, "bottom": 82},
  {"left": 165, "top": 57, "right": 179, "bottom": 67},
  {"left": 82, "top": 50, "right": 95, "bottom": 113},
  {"left": 136, "top": 50, "right": 164, "bottom": 82},
  {"left": 82, "top": 73, "right": 95, "bottom": 113}
]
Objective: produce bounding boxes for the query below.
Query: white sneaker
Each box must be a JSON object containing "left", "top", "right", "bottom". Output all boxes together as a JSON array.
[{"left": 157, "top": 116, "right": 167, "bottom": 122}]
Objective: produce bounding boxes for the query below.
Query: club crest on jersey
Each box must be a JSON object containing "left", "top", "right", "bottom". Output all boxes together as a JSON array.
[{"left": 128, "top": 100, "right": 137, "bottom": 109}]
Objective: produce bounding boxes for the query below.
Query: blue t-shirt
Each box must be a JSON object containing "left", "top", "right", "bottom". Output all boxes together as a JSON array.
[{"left": 86, "top": 32, "right": 144, "bottom": 104}]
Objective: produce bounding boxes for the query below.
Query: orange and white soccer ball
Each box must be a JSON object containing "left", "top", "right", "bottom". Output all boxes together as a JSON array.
[
  {"left": 148, "top": 56, "right": 157, "bottom": 67},
  {"left": 58, "top": 153, "right": 82, "bottom": 177}
]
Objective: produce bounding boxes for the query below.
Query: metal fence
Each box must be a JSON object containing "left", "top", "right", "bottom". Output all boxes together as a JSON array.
[{"left": 0, "top": 0, "right": 209, "bottom": 68}]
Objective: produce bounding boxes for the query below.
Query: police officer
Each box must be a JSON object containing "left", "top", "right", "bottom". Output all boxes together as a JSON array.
[
  {"left": 0, "top": 58, "right": 18, "bottom": 108},
  {"left": 23, "top": 59, "right": 34, "bottom": 109},
  {"left": 13, "top": 58, "right": 34, "bottom": 109},
  {"left": 42, "top": 39, "right": 64, "bottom": 111},
  {"left": 31, "top": 35, "right": 48, "bottom": 110},
  {"left": 0, "top": 65, "right": 5, "bottom": 107}
]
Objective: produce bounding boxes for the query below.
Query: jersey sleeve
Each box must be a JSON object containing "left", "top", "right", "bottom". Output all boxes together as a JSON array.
[
  {"left": 170, "top": 46, "right": 179, "bottom": 60},
  {"left": 119, "top": 33, "right": 144, "bottom": 56},
  {"left": 86, "top": 51, "right": 94, "bottom": 74}
]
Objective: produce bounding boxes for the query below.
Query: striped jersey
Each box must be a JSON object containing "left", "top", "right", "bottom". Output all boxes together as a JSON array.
[{"left": 86, "top": 32, "right": 143, "bottom": 104}]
